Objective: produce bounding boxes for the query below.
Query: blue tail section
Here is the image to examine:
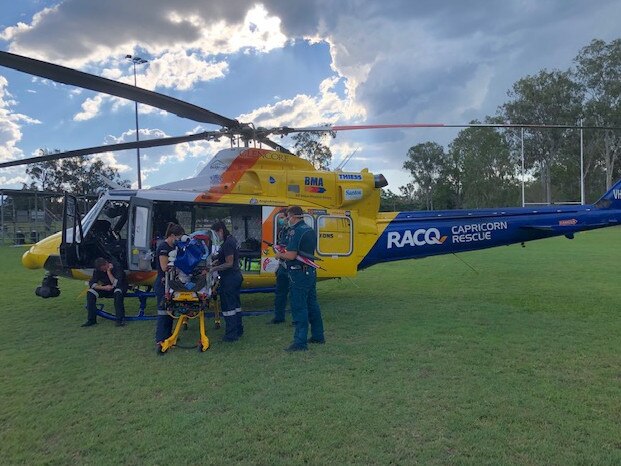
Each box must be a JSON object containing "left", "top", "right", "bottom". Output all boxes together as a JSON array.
[
  {"left": 358, "top": 179, "right": 621, "bottom": 271},
  {"left": 595, "top": 179, "right": 621, "bottom": 210}
]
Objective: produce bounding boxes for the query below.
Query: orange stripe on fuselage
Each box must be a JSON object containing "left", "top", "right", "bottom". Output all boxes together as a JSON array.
[{"left": 194, "top": 148, "right": 267, "bottom": 202}]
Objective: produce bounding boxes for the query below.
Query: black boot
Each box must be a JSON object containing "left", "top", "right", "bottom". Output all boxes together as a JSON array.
[
  {"left": 114, "top": 291, "right": 125, "bottom": 327},
  {"left": 84, "top": 292, "right": 98, "bottom": 327}
]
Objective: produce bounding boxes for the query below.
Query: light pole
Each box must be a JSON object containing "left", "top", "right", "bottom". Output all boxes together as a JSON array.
[{"left": 125, "top": 54, "right": 148, "bottom": 189}]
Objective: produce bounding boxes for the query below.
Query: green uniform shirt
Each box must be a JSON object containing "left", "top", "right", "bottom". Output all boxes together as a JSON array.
[{"left": 285, "top": 220, "right": 316, "bottom": 267}]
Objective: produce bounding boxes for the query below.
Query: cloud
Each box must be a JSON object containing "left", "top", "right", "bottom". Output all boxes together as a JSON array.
[
  {"left": 2, "top": 3, "right": 287, "bottom": 121},
  {"left": 3, "top": 0, "right": 621, "bottom": 190},
  {"left": 2, "top": 2, "right": 287, "bottom": 66},
  {"left": 73, "top": 94, "right": 104, "bottom": 121},
  {"left": 0, "top": 76, "right": 40, "bottom": 163},
  {"left": 5, "top": 0, "right": 621, "bottom": 130},
  {"left": 238, "top": 76, "right": 365, "bottom": 128}
]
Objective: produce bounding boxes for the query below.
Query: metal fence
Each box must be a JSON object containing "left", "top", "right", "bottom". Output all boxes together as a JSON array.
[{"left": 0, "top": 189, "right": 98, "bottom": 246}]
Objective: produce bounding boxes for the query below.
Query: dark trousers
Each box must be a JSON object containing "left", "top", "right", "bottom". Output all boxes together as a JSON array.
[
  {"left": 289, "top": 268, "right": 324, "bottom": 348},
  {"left": 273, "top": 265, "right": 289, "bottom": 322},
  {"left": 220, "top": 270, "right": 244, "bottom": 341},
  {"left": 86, "top": 288, "right": 125, "bottom": 323},
  {"left": 154, "top": 277, "right": 173, "bottom": 343}
]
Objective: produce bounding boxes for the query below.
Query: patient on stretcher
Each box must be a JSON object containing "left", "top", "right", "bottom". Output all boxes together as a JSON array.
[{"left": 166, "top": 230, "right": 219, "bottom": 299}]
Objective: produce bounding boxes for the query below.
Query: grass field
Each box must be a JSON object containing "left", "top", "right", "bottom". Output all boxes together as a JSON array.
[{"left": 1, "top": 229, "right": 621, "bottom": 465}]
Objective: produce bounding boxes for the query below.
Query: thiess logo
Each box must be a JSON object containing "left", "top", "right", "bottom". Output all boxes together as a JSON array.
[
  {"left": 338, "top": 173, "right": 363, "bottom": 181},
  {"left": 304, "top": 177, "right": 326, "bottom": 193},
  {"left": 387, "top": 228, "right": 447, "bottom": 248}
]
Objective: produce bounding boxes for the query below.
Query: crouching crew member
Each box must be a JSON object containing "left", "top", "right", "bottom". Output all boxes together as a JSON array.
[
  {"left": 269, "top": 209, "right": 290, "bottom": 324},
  {"left": 210, "top": 221, "right": 244, "bottom": 342},
  {"left": 83, "top": 257, "right": 126, "bottom": 327},
  {"left": 155, "top": 222, "right": 185, "bottom": 352},
  {"left": 275, "top": 206, "right": 325, "bottom": 351}
]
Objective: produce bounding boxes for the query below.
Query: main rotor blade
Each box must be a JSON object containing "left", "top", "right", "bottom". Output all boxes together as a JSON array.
[
  {"left": 257, "top": 136, "right": 291, "bottom": 153},
  {"left": 0, "top": 132, "right": 222, "bottom": 169},
  {"left": 277, "top": 123, "right": 621, "bottom": 133},
  {"left": 0, "top": 51, "right": 239, "bottom": 128}
]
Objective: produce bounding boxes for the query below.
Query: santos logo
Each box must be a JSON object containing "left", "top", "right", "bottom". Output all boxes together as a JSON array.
[{"left": 387, "top": 228, "right": 447, "bottom": 248}]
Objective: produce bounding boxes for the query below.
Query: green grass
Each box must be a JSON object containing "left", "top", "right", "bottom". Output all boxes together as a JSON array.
[{"left": 1, "top": 230, "right": 621, "bottom": 465}]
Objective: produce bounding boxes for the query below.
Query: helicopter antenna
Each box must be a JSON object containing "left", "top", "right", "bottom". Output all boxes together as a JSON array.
[
  {"left": 452, "top": 253, "right": 479, "bottom": 274},
  {"left": 335, "top": 147, "right": 359, "bottom": 171}
]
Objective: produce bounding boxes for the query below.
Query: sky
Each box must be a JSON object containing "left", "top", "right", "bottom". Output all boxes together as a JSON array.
[{"left": 1, "top": 0, "right": 620, "bottom": 192}]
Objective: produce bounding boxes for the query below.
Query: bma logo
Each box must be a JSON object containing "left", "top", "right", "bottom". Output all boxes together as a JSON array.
[
  {"left": 387, "top": 228, "right": 447, "bottom": 248},
  {"left": 613, "top": 189, "right": 621, "bottom": 200},
  {"left": 304, "top": 176, "right": 326, "bottom": 194}
]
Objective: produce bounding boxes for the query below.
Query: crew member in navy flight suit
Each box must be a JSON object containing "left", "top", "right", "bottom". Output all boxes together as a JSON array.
[
  {"left": 210, "top": 220, "right": 244, "bottom": 342},
  {"left": 275, "top": 206, "right": 324, "bottom": 351},
  {"left": 84, "top": 256, "right": 126, "bottom": 327},
  {"left": 155, "top": 222, "right": 185, "bottom": 352},
  {"left": 269, "top": 209, "right": 290, "bottom": 324}
]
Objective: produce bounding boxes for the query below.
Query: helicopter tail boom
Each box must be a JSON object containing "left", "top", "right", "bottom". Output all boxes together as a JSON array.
[{"left": 357, "top": 179, "right": 621, "bottom": 270}]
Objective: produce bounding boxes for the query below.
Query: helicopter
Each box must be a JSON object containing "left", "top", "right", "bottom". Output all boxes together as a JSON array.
[{"left": 2, "top": 50, "right": 621, "bottom": 306}]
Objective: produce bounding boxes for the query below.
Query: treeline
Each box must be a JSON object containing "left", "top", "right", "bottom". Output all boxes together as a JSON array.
[
  {"left": 381, "top": 38, "right": 621, "bottom": 212},
  {"left": 23, "top": 149, "right": 130, "bottom": 196}
]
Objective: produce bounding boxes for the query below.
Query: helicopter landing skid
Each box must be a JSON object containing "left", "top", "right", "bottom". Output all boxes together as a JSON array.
[{"left": 94, "top": 290, "right": 157, "bottom": 321}]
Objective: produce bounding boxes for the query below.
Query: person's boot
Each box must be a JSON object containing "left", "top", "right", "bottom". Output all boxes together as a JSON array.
[
  {"left": 221, "top": 315, "right": 239, "bottom": 342},
  {"left": 115, "top": 293, "right": 125, "bottom": 327},
  {"left": 84, "top": 292, "right": 98, "bottom": 327}
]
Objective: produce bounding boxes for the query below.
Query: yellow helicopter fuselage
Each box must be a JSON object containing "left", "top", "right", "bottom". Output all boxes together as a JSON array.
[{"left": 22, "top": 147, "right": 390, "bottom": 291}]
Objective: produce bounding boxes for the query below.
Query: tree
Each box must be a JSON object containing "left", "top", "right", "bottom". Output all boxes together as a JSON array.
[
  {"left": 25, "top": 149, "right": 130, "bottom": 195},
  {"left": 447, "top": 124, "right": 519, "bottom": 208},
  {"left": 291, "top": 132, "right": 334, "bottom": 170},
  {"left": 24, "top": 151, "right": 62, "bottom": 192},
  {"left": 403, "top": 142, "right": 448, "bottom": 210},
  {"left": 573, "top": 39, "right": 621, "bottom": 189},
  {"left": 500, "top": 70, "right": 584, "bottom": 203},
  {"left": 379, "top": 187, "right": 421, "bottom": 211}
]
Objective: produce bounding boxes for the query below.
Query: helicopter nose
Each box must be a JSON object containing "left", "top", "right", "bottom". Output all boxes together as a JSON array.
[{"left": 22, "top": 248, "right": 47, "bottom": 269}]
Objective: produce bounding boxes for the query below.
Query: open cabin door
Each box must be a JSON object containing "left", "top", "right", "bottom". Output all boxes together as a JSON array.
[
  {"left": 60, "top": 193, "right": 83, "bottom": 268},
  {"left": 128, "top": 197, "right": 154, "bottom": 271}
]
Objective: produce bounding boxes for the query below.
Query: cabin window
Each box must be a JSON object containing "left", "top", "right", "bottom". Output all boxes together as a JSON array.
[
  {"left": 316, "top": 215, "right": 352, "bottom": 256},
  {"left": 274, "top": 213, "right": 315, "bottom": 245},
  {"left": 134, "top": 206, "right": 149, "bottom": 248},
  {"left": 151, "top": 201, "right": 263, "bottom": 272}
]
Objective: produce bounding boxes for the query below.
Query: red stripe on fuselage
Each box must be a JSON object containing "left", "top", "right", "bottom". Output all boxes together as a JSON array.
[{"left": 194, "top": 148, "right": 266, "bottom": 202}]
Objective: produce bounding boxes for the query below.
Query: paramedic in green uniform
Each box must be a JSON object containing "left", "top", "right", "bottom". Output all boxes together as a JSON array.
[
  {"left": 269, "top": 209, "right": 290, "bottom": 324},
  {"left": 275, "top": 206, "right": 325, "bottom": 351}
]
